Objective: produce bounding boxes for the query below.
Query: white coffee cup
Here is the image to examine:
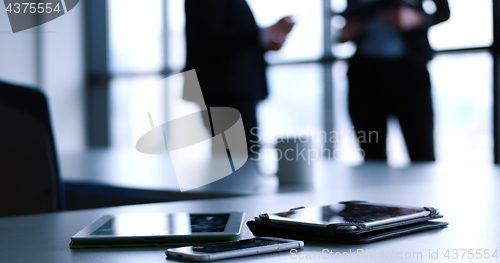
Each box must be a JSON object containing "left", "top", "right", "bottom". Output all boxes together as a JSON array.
[{"left": 274, "top": 137, "right": 314, "bottom": 185}]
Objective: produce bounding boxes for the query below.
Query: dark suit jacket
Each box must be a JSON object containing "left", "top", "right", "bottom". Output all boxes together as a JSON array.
[
  {"left": 184, "top": 0, "right": 268, "bottom": 105},
  {"left": 346, "top": 0, "right": 450, "bottom": 65}
]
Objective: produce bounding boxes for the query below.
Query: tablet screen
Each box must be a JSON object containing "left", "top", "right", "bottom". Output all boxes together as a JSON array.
[
  {"left": 270, "top": 203, "right": 425, "bottom": 225},
  {"left": 90, "top": 213, "right": 230, "bottom": 236}
]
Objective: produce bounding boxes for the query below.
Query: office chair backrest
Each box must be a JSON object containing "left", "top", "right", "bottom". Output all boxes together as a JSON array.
[{"left": 0, "top": 82, "right": 64, "bottom": 217}]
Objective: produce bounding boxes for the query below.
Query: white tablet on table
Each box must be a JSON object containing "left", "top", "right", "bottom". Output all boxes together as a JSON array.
[{"left": 71, "top": 212, "right": 244, "bottom": 246}]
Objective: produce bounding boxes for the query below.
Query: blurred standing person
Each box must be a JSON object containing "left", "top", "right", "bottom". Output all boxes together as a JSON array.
[
  {"left": 184, "top": 0, "right": 294, "bottom": 154},
  {"left": 341, "top": 0, "right": 450, "bottom": 161}
]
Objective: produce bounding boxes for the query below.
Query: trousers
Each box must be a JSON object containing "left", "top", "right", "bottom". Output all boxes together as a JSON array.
[
  {"left": 347, "top": 56, "right": 435, "bottom": 161},
  {"left": 202, "top": 97, "right": 260, "bottom": 155}
]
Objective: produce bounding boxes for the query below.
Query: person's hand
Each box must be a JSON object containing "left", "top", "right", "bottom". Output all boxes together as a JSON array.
[
  {"left": 379, "top": 5, "right": 424, "bottom": 31},
  {"left": 262, "top": 16, "right": 295, "bottom": 51},
  {"left": 340, "top": 19, "right": 364, "bottom": 42}
]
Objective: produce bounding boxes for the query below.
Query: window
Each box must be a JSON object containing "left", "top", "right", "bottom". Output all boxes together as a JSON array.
[
  {"left": 102, "top": 0, "right": 496, "bottom": 164},
  {"left": 429, "top": 0, "right": 493, "bottom": 51},
  {"left": 247, "top": 0, "right": 324, "bottom": 63},
  {"left": 108, "top": 0, "right": 164, "bottom": 74},
  {"left": 430, "top": 52, "right": 493, "bottom": 162}
]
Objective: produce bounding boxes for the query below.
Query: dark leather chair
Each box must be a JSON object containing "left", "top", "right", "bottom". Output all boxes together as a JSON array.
[{"left": 0, "top": 81, "right": 65, "bottom": 217}]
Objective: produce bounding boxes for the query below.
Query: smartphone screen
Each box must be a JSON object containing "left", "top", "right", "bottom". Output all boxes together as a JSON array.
[
  {"left": 192, "top": 238, "right": 286, "bottom": 253},
  {"left": 167, "top": 238, "right": 303, "bottom": 261}
]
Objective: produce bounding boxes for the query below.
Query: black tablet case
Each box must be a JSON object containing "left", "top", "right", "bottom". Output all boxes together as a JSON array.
[{"left": 247, "top": 203, "right": 448, "bottom": 244}]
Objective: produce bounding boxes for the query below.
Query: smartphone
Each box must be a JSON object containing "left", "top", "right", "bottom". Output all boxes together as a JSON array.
[{"left": 165, "top": 237, "right": 304, "bottom": 261}]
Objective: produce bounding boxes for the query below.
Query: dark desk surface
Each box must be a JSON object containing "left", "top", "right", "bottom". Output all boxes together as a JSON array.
[
  {"left": 1, "top": 161, "right": 499, "bottom": 262},
  {"left": 60, "top": 149, "right": 280, "bottom": 209},
  {"left": 60, "top": 149, "right": 279, "bottom": 194}
]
